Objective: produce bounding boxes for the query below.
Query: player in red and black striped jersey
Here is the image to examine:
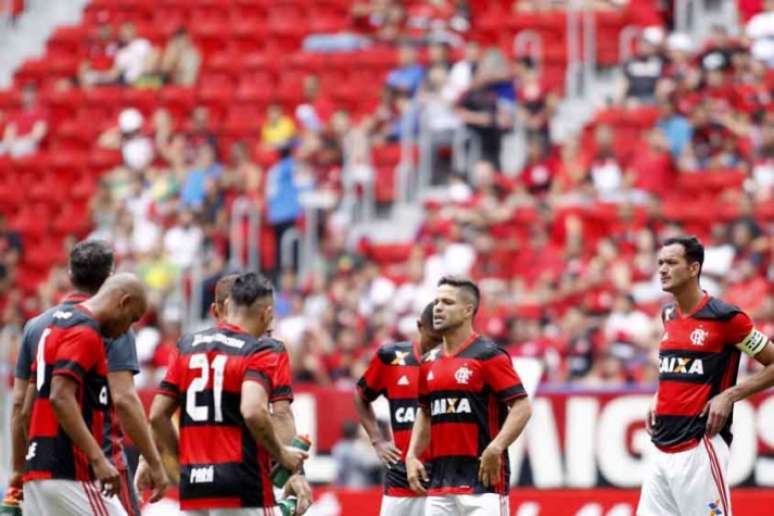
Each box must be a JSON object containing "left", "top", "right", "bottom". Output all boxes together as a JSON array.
[
  {"left": 355, "top": 302, "right": 443, "bottom": 516},
  {"left": 23, "top": 273, "right": 150, "bottom": 516},
  {"left": 146, "top": 273, "right": 306, "bottom": 515},
  {"left": 407, "top": 276, "right": 532, "bottom": 516},
  {"left": 638, "top": 236, "right": 774, "bottom": 516}
]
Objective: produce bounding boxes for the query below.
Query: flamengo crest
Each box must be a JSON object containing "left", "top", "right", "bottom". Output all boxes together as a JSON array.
[
  {"left": 455, "top": 365, "right": 473, "bottom": 384},
  {"left": 690, "top": 328, "right": 708, "bottom": 346}
]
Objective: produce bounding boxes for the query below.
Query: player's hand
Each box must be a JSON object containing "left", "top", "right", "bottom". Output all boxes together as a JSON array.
[
  {"left": 701, "top": 391, "right": 733, "bottom": 437},
  {"left": 7, "top": 470, "right": 23, "bottom": 490},
  {"left": 645, "top": 397, "right": 657, "bottom": 436},
  {"left": 279, "top": 447, "right": 309, "bottom": 474},
  {"left": 478, "top": 443, "right": 503, "bottom": 489},
  {"left": 372, "top": 439, "right": 401, "bottom": 468},
  {"left": 91, "top": 455, "right": 120, "bottom": 497},
  {"left": 284, "top": 473, "right": 313, "bottom": 515},
  {"left": 406, "top": 455, "right": 428, "bottom": 495},
  {"left": 147, "top": 460, "right": 170, "bottom": 503},
  {"left": 134, "top": 457, "right": 150, "bottom": 492}
]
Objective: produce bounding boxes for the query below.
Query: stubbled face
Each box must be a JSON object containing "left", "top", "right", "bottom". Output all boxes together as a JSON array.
[
  {"left": 433, "top": 285, "right": 473, "bottom": 332},
  {"left": 657, "top": 244, "right": 699, "bottom": 293}
]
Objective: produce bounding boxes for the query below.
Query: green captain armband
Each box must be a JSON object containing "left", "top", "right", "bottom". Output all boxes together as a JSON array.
[{"left": 736, "top": 329, "right": 769, "bottom": 357}]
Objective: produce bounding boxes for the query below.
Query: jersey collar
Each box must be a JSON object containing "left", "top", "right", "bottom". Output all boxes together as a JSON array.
[
  {"left": 442, "top": 331, "right": 479, "bottom": 358},
  {"left": 676, "top": 291, "right": 710, "bottom": 319},
  {"left": 60, "top": 292, "right": 89, "bottom": 304},
  {"left": 217, "top": 321, "right": 248, "bottom": 334}
]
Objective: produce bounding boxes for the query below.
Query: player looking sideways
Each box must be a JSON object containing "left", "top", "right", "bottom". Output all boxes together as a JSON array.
[
  {"left": 146, "top": 272, "right": 306, "bottom": 515},
  {"left": 355, "top": 301, "right": 443, "bottom": 516},
  {"left": 8, "top": 240, "right": 166, "bottom": 515},
  {"left": 406, "top": 276, "right": 532, "bottom": 516},
  {"left": 24, "top": 273, "right": 153, "bottom": 515},
  {"left": 637, "top": 236, "right": 774, "bottom": 516},
  {"left": 207, "top": 272, "right": 312, "bottom": 514}
]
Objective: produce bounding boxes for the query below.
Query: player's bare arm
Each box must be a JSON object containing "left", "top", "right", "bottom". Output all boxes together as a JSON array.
[
  {"left": 406, "top": 406, "right": 431, "bottom": 495},
  {"left": 284, "top": 470, "right": 313, "bottom": 515},
  {"left": 109, "top": 370, "right": 168, "bottom": 502},
  {"left": 241, "top": 380, "right": 307, "bottom": 472},
  {"left": 20, "top": 381, "right": 35, "bottom": 437},
  {"left": 478, "top": 396, "right": 532, "bottom": 488},
  {"left": 49, "top": 375, "right": 120, "bottom": 497},
  {"left": 702, "top": 337, "right": 774, "bottom": 437},
  {"left": 144, "top": 392, "right": 181, "bottom": 495},
  {"left": 353, "top": 393, "right": 401, "bottom": 467},
  {"left": 271, "top": 399, "right": 297, "bottom": 446},
  {"left": 9, "top": 378, "right": 29, "bottom": 489}
]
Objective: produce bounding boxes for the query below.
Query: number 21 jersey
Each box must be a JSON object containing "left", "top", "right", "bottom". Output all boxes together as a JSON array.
[{"left": 158, "top": 322, "right": 278, "bottom": 510}]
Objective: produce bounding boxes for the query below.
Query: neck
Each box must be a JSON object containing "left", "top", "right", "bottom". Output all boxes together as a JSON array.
[
  {"left": 81, "top": 297, "right": 105, "bottom": 322},
  {"left": 227, "top": 313, "right": 266, "bottom": 338},
  {"left": 442, "top": 322, "right": 474, "bottom": 355},
  {"left": 673, "top": 283, "right": 704, "bottom": 314}
]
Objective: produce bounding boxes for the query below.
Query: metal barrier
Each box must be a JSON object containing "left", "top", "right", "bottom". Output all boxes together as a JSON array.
[
  {"left": 228, "top": 197, "right": 260, "bottom": 272},
  {"left": 674, "top": 0, "right": 700, "bottom": 34}
]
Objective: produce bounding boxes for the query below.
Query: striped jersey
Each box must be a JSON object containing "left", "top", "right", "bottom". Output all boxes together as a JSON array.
[
  {"left": 158, "top": 322, "right": 278, "bottom": 510},
  {"left": 17, "top": 292, "right": 140, "bottom": 514},
  {"left": 263, "top": 337, "right": 293, "bottom": 404},
  {"left": 25, "top": 305, "right": 121, "bottom": 483},
  {"left": 418, "top": 334, "right": 526, "bottom": 495},
  {"left": 357, "top": 340, "right": 428, "bottom": 497},
  {"left": 654, "top": 294, "right": 767, "bottom": 451}
]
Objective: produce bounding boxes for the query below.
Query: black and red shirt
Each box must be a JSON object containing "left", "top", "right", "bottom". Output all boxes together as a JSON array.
[
  {"left": 418, "top": 334, "right": 526, "bottom": 495},
  {"left": 357, "top": 340, "right": 426, "bottom": 497},
  {"left": 263, "top": 337, "right": 293, "bottom": 404},
  {"left": 158, "top": 323, "right": 278, "bottom": 510},
  {"left": 654, "top": 294, "right": 768, "bottom": 451},
  {"left": 25, "top": 305, "right": 120, "bottom": 483}
]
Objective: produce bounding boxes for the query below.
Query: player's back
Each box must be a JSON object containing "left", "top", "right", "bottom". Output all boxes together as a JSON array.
[
  {"left": 161, "top": 323, "right": 278, "bottom": 510},
  {"left": 25, "top": 305, "right": 112, "bottom": 482}
]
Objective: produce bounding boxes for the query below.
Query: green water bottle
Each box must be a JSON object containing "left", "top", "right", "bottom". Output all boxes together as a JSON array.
[
  {"left": 270, "top": 434, "right": 311, "bottom": 488},
  {"left": 0, "top": 487, "right": 22, "bottom": 516},
  {"left": 277, "top": 495, "right": 298, "bottom": 516}
]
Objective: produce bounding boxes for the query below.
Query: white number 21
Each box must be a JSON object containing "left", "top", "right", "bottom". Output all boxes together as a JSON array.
[{"left": 186, "top": 354, "right": 227, "bottom": 422}]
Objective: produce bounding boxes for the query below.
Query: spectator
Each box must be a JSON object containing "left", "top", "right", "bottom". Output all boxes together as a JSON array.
[
  {"left": 616, "top": 32, "right": 665, "bottom": 106},
  {"left": 266, "top": 147, "right": 310, "bottom": 273},
  {"left": 180, "top": 142, "right": 223, "bottom": 208},
  {"left": 163, "top": 209, "right": 203, "bottom": 269},
  {"left": 186, "top": 105, "right": 218, "bottom": 159},
  {"left": 699, "top": 24, "right": 741, "bottom": 73},
  {"left": 295, "top": 75, "right": 333, "bottom": 134},
  {"left": 751, "top": 116, "right": 774, "bottom": 200},
  {"left": 516, "top": 58, "right": 557, "bottom": 144},
  {"left": 625, "top": 128, "right": 673, "bottom": 198},
  {"left": 655, "top": 97, "right": 693, "bottom": 159},
  {"left": 261, "top": 103, "right": 297, "bottom": 150},
  {"left": 222, "top": 141, "right": 264, "bottom": 200},
  {"left": 157, "top": 27, "right": 201, "bottom": 86},
  {"left": 97, "top": 107, "right": 155, "bottom": 181},
  {"left": 0, "top": 83, "right": 47, "bottom": 158},
  {"left": 519, "top": 136, "right": 556, "bottom": 195},
  {"left": 587, "top": 124, "right": 625, "bottom": 200},
  {"left": 332, "top": 421, "right": 381, "bottom": 488},
  {"left": 111, "top": 21, "right": 156, "bottom": 85},
  {"left": 79, "top": 21, "right": 119, "bottom": 87},
  {"left": 385, "top": 43, "right": 425, "bottom": 95},
  {"left": 443, "top": 39, "right": 480, "bottom": 102}
]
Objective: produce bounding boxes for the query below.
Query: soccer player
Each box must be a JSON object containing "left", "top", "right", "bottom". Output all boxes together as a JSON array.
[
  {"left": 147, "top": 272, "right": 306, "bottom": 515},
  {"left": 206, "top": 272, "right": 312, "bottom": 513},
  {"left": 638, "top": 236, "right": 774, "bottom": 516},
  {"left": 355, "top": 302, "right": 443, "bottom": 516},
  {"left": 406, "top": 276, "right": 532, "bottom": 516},
  {"left": 23, "top": 273, "right": 151, "bottom": 515},
  {"left": 7, "top": 240, "right": 166, "bottom": 515}
]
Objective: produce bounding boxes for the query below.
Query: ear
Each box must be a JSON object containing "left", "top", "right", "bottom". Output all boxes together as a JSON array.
[
  {"left": 210, "top": 303, "right": 218, "bottom": 320},
  {"left": 416, "top": 320, "right": 422, "bottom": 332}
]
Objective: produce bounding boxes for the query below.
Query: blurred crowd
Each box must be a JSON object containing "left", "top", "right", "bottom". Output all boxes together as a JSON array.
[{"left": 0, "top": 0, "right": 773, "bottom": 395}]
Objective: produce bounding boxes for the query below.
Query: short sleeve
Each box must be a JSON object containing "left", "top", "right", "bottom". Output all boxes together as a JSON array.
[
  {"left": 158, "top": 347, "right": 181, "bottom": 398},
  {"left": 14, "top": 319, "right": 38, "bottom": 380},
  {"left": 418, "top": 361, "right": 430, "bottom": 409},
  {"left": 106, "top": 331, "right": 140, "bottom": 375},
  {"left": 52, "top": 327, "right": 103, "bottom": 385},
  {"left": 483, "top": 349, "right": 527, "bottom": 403},
  {"left": 728, "top": 312, "right": 769, "bottom": 357},
  {"left": 356, "top": 352, "right": 385, "bottom": 402},
  {"left": 244, "top": 349, "right": 276, "bottom": 394},
  {"left": 270, "top": 350, "right": 293, "bottom": 403}
]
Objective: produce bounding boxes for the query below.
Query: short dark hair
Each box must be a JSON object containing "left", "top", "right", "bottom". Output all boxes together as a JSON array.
[
  {"left": 663, "top": 235, "right": 705, "bottom": 276},
  {"left": 438, "top": 275, "right": 480, "bottom": 315},
  {"left": 420, "top": 301, "right": 435, "bottom": 328},
  {"left": 69, "top": 240, "right": 114, "bottom": 293},
  {"left": 230, "top": 272, "right": 273, "bottom": 307},
  {"left": 214, "top": 273, "right": 239, "bottom": 309}
]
